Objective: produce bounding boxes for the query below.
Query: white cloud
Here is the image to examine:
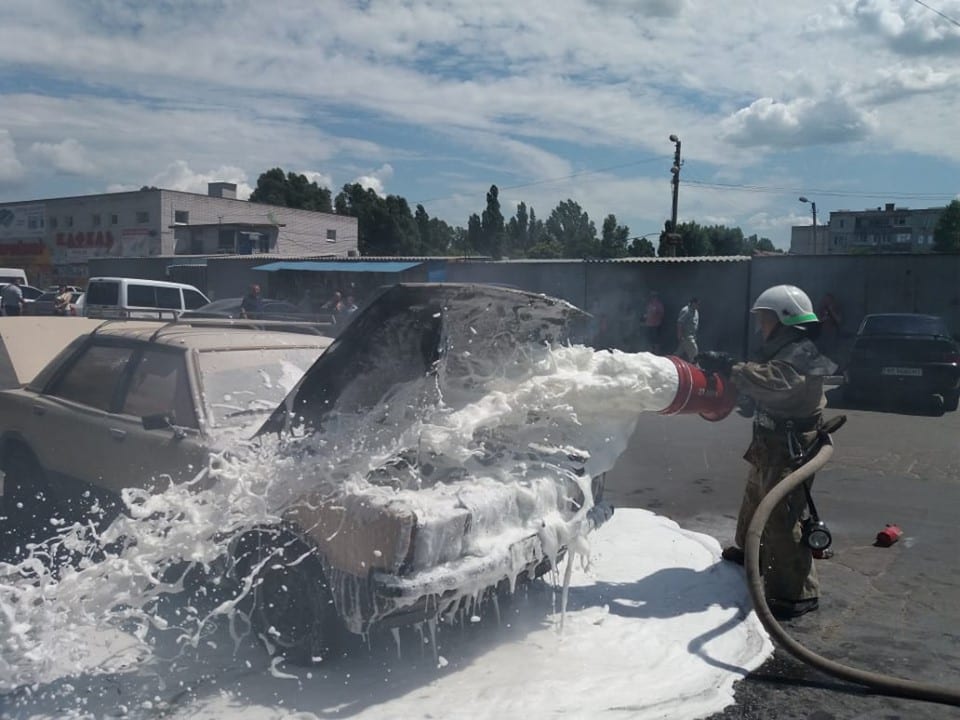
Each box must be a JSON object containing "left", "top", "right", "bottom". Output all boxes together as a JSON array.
[
  {"left": 0, "top": 129, "right": 24, "bottom": 185},
  {"left": 141, "top": 160, "right": 254, "bottom": 199},
  {"left": 299, "top": 170, "right": 335, "bottom": 191},
  {"left": 721, "top": 96, "right": 876, "bottom": 148},
  {"left": 846, "top": 0, "right": 960, "bottom": 55},
  {"left": 353, "top": 164, "right": 394, "bottom": 197},
  {"left": 29, "top": 137, "right": 95, "bottom": 175}
]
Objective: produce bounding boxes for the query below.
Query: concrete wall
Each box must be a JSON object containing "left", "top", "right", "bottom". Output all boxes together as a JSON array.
[{"left": 445, "top": 259, "right": 752, "bottom": 355}]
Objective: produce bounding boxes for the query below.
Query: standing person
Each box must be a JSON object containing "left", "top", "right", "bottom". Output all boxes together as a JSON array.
[
  {"left": 719, "top": 284, "right": 837, "bottom": 620},
  {"left": 1, "top": 279, "right": 25, "bottom": 317},
  {"left": 53, "top": 285, "right": 72, "bottom": 316},
  {"left": 239, "top": 284, "right": 263, "bottom": 318},
  {"left": 643, "top": 290, "right": 665, "bottom": 353},
  {"left": 674, "top": 297, "right": 699, "bottom": 361},
  {"left": 343, "top": 295, "right": 358, "bottom": 315},
  {"left": 816, "top": 292, "right": 843, "bottom": 359}
]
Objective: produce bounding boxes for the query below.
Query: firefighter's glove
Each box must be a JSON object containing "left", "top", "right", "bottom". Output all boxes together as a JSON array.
[{"left": 695, "top": 351, "right": 737, "bottom": 378}]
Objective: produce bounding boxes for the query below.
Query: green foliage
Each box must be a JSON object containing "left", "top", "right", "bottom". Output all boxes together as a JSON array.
[
  {"left": 545, "top": 200, "right": 598, "bottom": 258},
  {"left": 933, "top": 200, "right": 960, "bottom": 252},
  {"left": 598, "top": 214, "right": 631, "bottom": 258},
  {"left": 628, "top": 236, "right": 656, "bottom": 257},
  {"left": 250, "top": 168, "right": 333, "bottom": 213},
  {"left": 480, "top": 185, "right": 506, "bottom": 258},
  {"left": 334, "top": 183, "right": 418, "bottom": 255}
]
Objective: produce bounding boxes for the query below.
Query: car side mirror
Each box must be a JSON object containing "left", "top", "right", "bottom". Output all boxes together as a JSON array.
[{"left": 141, "top": 413, "right": 186, "bottom": 439}]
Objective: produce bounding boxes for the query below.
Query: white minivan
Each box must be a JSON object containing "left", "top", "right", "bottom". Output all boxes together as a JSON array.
[
  {"left": 0, "top": 268, "right": 28, "bottom": 285},
  {"left": 84, "top": 277, "right": 210, "bottom": 319}
]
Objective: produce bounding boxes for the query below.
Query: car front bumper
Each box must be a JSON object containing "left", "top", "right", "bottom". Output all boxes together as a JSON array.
[{"left": 364, "top": 500, "right": 614, "bottom": 628}]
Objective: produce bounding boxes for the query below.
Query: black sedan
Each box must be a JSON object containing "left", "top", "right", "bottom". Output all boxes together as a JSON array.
[{"left": 843, "top": 313, "right": 960, "bottom": 412}]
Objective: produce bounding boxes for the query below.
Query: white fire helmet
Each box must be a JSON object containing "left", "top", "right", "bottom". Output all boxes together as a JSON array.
[{"left": 751, "top": 285, "right": 818, "bottom": 326}]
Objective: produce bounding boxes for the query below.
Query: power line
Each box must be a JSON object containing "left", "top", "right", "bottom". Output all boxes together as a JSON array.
[
  {"left": 683, "top": 177, "right": 956, "bottom": 202},
  {"left": 413, "top": 154, "right": 672, "bottom": 205},
  {"left": 912, "top": 0, "right": 960, "bottom": 29}
]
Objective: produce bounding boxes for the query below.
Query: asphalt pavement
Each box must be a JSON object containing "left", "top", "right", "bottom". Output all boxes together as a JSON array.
[{"left": 605, "top": 386, "right": 960, "bottom": 720}]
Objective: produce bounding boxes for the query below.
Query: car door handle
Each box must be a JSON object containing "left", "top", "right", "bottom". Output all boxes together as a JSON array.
[{"left": 110, "top": 428, "right": 127, "bottom": 441}]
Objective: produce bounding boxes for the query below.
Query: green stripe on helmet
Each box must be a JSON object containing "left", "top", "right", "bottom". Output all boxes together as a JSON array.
[{"left": 782, "top": 311, "right": 818, "bottom": 325}]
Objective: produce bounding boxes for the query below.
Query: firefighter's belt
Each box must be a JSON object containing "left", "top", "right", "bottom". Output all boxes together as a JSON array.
[{"left": 753, "top": 410, "right": 821, "bottom": 434}]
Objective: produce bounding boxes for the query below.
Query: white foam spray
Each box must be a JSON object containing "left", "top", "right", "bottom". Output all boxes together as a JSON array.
[{"left": 0, "top": 345, "right": 683, "bottom": 704}]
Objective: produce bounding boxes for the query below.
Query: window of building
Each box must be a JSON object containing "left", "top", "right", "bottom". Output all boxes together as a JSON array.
[
  {"left": 111, "top": 213, "right": 119, "bottom": 225},
  {"left": 136, "top": 211, "right": 150, "bottom": 224},
  {"left": 217, "top": 229, "right": 236, "bottom": 253},
  {"left": 838, "top": 219, "right": 844, "bottom": 228},
  {"left": 258, "top": 234, "right": 271, "bottom": 253},
  {"left": 50, "top": 217, "right": 58, "bottom": 229},
  {"left": 65, "top": 215, "right": 74, "bottom": 228},
  {"left": 174, "top": 210, "right": 189, "bottom": 224},
  {"left": 326, "top": 229, "right": 337, "bottom": 242},
  {"left": 92, "top": 213, "right": 101, "bottom": 227}
]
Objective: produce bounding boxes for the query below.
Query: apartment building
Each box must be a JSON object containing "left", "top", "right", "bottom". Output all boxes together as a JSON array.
[{"left": 790, "top": 202, "right": 942, "bottom": 254}]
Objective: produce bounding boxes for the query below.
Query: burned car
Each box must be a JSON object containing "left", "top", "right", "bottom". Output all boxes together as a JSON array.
[{"left": 1, "top": 285, "right": 613, "bottom": 665}]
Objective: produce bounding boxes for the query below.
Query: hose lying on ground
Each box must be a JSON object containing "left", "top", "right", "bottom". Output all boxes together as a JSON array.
[{"left": 745, "top": 436, "right": 960, "bottom": 707}]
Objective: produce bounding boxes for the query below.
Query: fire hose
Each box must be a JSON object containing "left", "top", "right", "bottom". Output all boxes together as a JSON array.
[{"left": 744, "top": 436, "right": 960, "bottom": 707}]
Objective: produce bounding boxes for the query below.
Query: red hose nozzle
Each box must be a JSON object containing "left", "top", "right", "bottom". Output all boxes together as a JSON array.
[{"left": 658, "top": 355, "right": 738, "bottom": 422}]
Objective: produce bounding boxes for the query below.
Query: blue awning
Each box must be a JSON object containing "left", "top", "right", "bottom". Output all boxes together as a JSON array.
[{"left": 253, "top": 261, "right": 423, "bottom": 273}]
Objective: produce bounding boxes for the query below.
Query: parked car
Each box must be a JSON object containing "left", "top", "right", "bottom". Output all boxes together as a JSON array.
[
  {"left": 843, "top": 313, "right": 960, "bottom": 412},
  {"left": 28, "top": 290, "right": 85, "bottom": 316},
  {"left": 0, "top": 319, "right": 334, "bottom": 533},
  {"left": 182, "top": 296, "right": 334, "bottom": 324},
  {"left": 1, "top": 285, "right": 611, "bottom": 665},
  {"left": 84, "top": 277, "right": 210, "bottom": 319}
]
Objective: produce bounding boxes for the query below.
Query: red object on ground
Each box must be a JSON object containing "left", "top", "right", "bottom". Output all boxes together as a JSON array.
[
  {"left": 659, "top": 356, "right": 739, "bottom": 422},
  {"left": 875, "top": 524, "right": 902, "bottom": 547}
]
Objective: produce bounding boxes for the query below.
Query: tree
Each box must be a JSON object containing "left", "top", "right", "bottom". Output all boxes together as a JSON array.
[
  {"left": 506, "top": 201, "right": 530, "bottom": 257},
  {"left": 933, "top": 200, "right": 960, "bottom": 252},
  {"left": 628, "top": 236, "right": 656, "bottom": 257},
  {"left": 334, "top": 183, "right": 418, "bottom": 255},
  {"left": 545, "top": 200, "right": 597, "bottom": 257},
  {"left": 480, "top": 185, "right": 506, "bottom": 258},
  {"left": 466, "top": 213, "right": 483, "bottom": 255},
  {"left": 599, "top": 214, "right": 630, "bottom": 258},
  {"left": 250, "top": 168, "right": 333, "bottom": 213}
]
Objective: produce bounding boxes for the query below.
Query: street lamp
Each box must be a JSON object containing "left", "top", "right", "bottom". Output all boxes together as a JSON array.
[{"left": 799, "top": 196, "right": 818, "bottom": 253}]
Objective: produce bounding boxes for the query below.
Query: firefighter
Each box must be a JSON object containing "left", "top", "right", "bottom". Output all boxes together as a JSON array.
[{"left": 715, "top": 285, "right": 837, "bottom": 620}]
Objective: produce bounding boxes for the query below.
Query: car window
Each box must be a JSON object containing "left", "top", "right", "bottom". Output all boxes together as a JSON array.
[
  {"left": 127, "top": 284, "right": 157, "bottom": 307},
  {"left": 860, "top": 315, "right": 949, "bottom": 337},
  {"left": 121, "top": 349, "right": 197, "bottom": 428},
  {"left": 36, "top": 292, "right": 58, "bottom": 302},
  {"left": 184, "top": 289, "right": 208, "bottom": 310},
  {"left": 47, "top": 344, "right": 135, "bottom": 411},
  {"left": 87, "top": 281, "right": 120, "bottom": 306},
  {"left": 21, "top": 286, "right": 44, "bottom": 300},
  {"left": 156, "top": 286, "right": 182, "bottom": 309},
  {"left": 197, "top": 347, "right": 322, "bottom": 427}
]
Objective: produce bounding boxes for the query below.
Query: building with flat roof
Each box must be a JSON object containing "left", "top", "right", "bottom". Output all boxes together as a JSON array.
[
  {"left": 0, "top": 183, "right": 358, "bottom": 286},
  {"left": 790, "top": 202, "right": 942, "bottom": 254}
]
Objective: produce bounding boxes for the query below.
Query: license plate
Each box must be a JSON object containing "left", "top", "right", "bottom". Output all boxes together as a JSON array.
[{"left": 881, "top": 367, "right": 923, "bottom": 377}]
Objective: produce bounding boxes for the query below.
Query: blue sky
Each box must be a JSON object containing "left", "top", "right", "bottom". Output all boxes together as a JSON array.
[{"left": 0, "top": 0, "right": 958, "bottom": 249}]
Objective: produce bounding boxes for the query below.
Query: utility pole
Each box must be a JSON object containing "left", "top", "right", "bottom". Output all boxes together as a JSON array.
[
  {"left": 661, "top": 134, "right": 683, "bottom": 257},
  {"left": 799, "top": 196, "right": 818, "bottom": 253}
]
